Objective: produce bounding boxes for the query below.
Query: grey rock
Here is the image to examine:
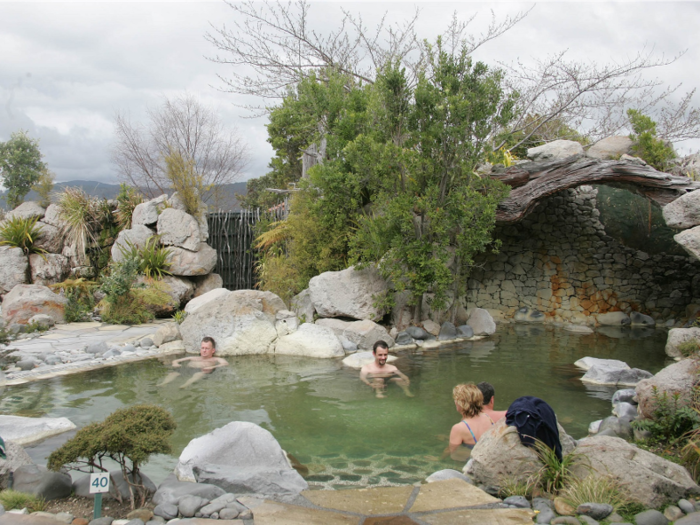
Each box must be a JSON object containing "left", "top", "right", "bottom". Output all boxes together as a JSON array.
[
  {"left": 197, "top": 501, "right": 227, "bottom": 517},
  {"left": 3, "top": 284, "right": 68, "bottom": 326},
  {"left": 218, "top": 508, "right": 239, "bottom": 520},
  {"left": 438, "top": 322, "right": 457, "bottom": 340},
  {"left": 191, "top": 273, "right": 223, "bottom": 298},
  {"left": 612, "top": 402, "right": 638, "bottom": 419},
  {"left": 111, "top": 225, "right": 155, "bottom": 264},
  {"left": 551, "top": 517, "right": 581, "bottom": 525},
  {"left": 290, "top": 288, "right": 315, "bottom": 324},
  {"left": 5, "top": 201, "right": 45, "bottom": 221},
  {"left": 612, "top": 389, "right": 637, "bottom": 404},
  {"left": 0, "top": 247, "right": 28, "bottom": 294},
  {"left": 579, "top": 517, "right": 599, "bottom": 525},
  {"left": 157, "top": 208, "right": 202, "bottom": 252},
  {"left": 514, "top": 307, "right": 545, "bottom": 323},
  {"left": 663, "top": 505, "right": 684, "bottom": 521},
  {"left": 666, "top": 328, "right": 700, "bottom": 358},
  {"left": 103, "top": 349, "right": 121, "bottom": 359},
  {"left": 467, "top": 308, "right": 496, "bottom": 336},
  {"left": 597, "top": 311, "right": 631, "bottom": 326},
  {"left": 275, "top": 323, "right": 344, "bottom": 358},
  {"left": 193, "top": 464, "right": 308, "bottom": 497},
  {"left": 527, "top": 139, "right": 584, "bottom": 161},
  {"left": 131, "top": 199, "right": 163, "bottom": 227},
  {"left": 89, "top": 518, "right": 114, "bottom": 525},
  {"left": 29, "top": 253, "right": 70, "bottom": 286},
  {"left": 16, "top": 359, "right": 37, "bottom": 371},
  {"left": 140, "top": 337, "right": 154, "bottom": 348},
  {"left": 574, "top": 357, "right": 630, "bottom": 372},
  {"left": 27, "top": 314, "right": 54, "bottom": 330},
  {"left": 317, "top": 318, "right": 394, "bottom": 350},
  {"left": 405, "top": 326, "right": 430, "bottom": 340},
  {"left": 152, "top": 474, "right": 225, "bottom": 506},
  {"left": 676, "top": 512, "right": 700, "bottom": 525},
  {"left": 634, "top": 509, "right": 669, "bottom": 525},
  {"left": 663, "top": 189, "right": 700, "bottom": 229},
  {"left": 425, "top": 469, "right": 472, "bottom": 483},
  {"left": 165, "top": 244, "right": 217, "bottom": 277},
  {"left": 630, "top": 311, "right": 655, "bottom": 327},
  {"left": 178, "top": 495, "right": 208, "bottom": 518},
  {"left": 503, "top": 496, "right": 530, "bottom": 508},
  {"left": 152, "top": 323, "right": 181, "bottom": 347},
  {"left": 581, "top": 365, "right": 653, "bottom": 386},
  {"left": 586, "top": 135, "right": 633, "bottom": 159},
  {"left": 338, "top": 335, "right": 358, "bottom": 353},
  {"left": 577, "top": 502, "right": 613, "bottom": 520},
  {"left": 456, "top": 325, "right": 474, "bottom": 338},
  {"left": 45, "top": 355, "right": 63, "bottom": 365},
  {"left": 153, "top": 503, "right": 178, "bottom": 520},
  {"left": 0, "top": 441, "right": 32, "bottom": 489},
  {"left": 124, "top": 520, "right": 144, "bottom": 525},
  {"left": 536, "top": 508, "right": 556, "bottom": 524},
  {"left": 531, "top": 497, "right": 553, "bottom": 511},
  {"left": 598, "top": 416, "right": 633, "bottom": 440},
  {"left": 87, "top": 341, "right": 109, "bottom": 355},
  {"left": 146, "top": 519, "right": 165, "bottom": 525},
  {"left": 309, "top": 265, "right": 388, "bottom": 321},
  {"left": 679, "top": 499, "right": 696, "bottom": 514},
  {"left": 573, "top": 436, "right": 700, "bottom": 508},
  {"left": 122, "top": 344, "right": 136, "bottom": 353},
  {"left": 564, "top": 323, "right": 594, "bottom": 334},
  {"left": 636, "top": 360, "right": 698, "bottom": 419},
  {"left": 13, "top": 464, "right": 72, "bottom": 500}
]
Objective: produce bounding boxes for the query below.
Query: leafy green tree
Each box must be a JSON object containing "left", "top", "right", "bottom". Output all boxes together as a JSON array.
[
  {"left": 627, "top": 109, "right": 676, "bottom": 170},
  {"left": 0, "top": 130, "right": 47, "bottom": 209}
]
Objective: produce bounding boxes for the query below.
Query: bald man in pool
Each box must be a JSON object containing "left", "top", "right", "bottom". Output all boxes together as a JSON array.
[
  {"left": 157, "top": 336, "right": 228, "bottom": 388},
  {"left": 360, "top": 340, "right": 413, "bottom": 398}
]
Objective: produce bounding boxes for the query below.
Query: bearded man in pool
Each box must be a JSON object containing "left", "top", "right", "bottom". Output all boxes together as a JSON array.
[
  {"left": 359, "top": 340, "right": 413, "bottom": 398},
  {"left": 157, "top": 336, "right": 228, "bottom": 388}
]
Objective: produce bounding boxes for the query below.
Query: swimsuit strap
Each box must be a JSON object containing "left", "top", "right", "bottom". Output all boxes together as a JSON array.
[
  {"left": 485, "top": 413, "right": 495, "bottom": 425},
  {"left": 462, "top": 420, "right": 478, "bottom": 444}
]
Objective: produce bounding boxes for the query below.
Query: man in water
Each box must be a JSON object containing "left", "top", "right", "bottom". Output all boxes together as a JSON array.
[
  {"left": 477, "top": 381, "right": 507, "bottom": 422},
  {"left": 360, "top": 340, "right": 413, "bottom": 398},
  {"left": 158, "top": 336, "right": 228, "bottom": 388}
]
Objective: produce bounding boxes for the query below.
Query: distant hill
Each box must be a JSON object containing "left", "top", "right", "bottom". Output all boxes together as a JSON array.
[{"left": 0, "top": 180, "right": 249, "bottom": 211}]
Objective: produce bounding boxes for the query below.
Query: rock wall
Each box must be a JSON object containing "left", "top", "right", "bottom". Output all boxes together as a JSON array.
[{"left": 465, "top": 186, "right": 700, "bottom": 323}]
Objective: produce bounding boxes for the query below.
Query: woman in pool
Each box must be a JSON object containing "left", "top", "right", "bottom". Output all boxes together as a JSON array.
[{"left": 448, "top": 382, "right": 495, "bottom": 460}]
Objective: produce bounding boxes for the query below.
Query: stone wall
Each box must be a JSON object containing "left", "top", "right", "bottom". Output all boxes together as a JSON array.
[{"left": 465, "top": 186, "right": 700, "bottom": 324}]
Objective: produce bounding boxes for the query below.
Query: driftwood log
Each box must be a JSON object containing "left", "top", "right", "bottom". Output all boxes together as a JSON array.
[{"left": 493, "top": 155, "right": 700, "bottom": 224}]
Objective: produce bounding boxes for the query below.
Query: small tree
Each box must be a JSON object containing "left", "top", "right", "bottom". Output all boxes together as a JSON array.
[
  {"left": 627, "top": 109, "right": 676, "bottom": 171},
  {"left": 0, "top": 130, "right": 47, "bottom": 209},
  {"left": 31, "top": 168, "right": 55, "bottom": 208},
  {"left": 47, "top": 405, "right": 176, "bottom": 508},
  {"left": 163, "top": 149, "right": 207, "bottom": 217}
]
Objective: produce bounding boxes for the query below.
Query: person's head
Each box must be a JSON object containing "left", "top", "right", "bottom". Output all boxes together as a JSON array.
[
  {"left": 200, "top": 336, "right": 216, "bottom": 358},
  {"left": 453, "top": 383, "right": 484, "bottom": 419},
  {"left": 373, "top": 340, "right": 389, "bottom": 365},
  {"left": 477, "top": 382, "right": 495, "bottom": 407}
]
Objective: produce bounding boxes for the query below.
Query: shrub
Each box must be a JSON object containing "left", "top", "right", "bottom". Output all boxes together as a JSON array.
[
  {"left": 114, "top": 183, "right": 144, "bottom": 231},
  {"left": 632, "top": 386, "right": 700, "bottom": 445},
  {"left": 173, "top": 310, "right": 187, "bottom": 324},
  {"left": 0, "top": 489, "right": 45, "bottom": 512},
  {"left": 118, "top": 236, "right": 172, "bottom": 279},
  {"left": 31, "top": 168, "right": 55, "bottom": 208},
  {"left": 627, "top": 109, "right": 676, "bottom": 171},
  {"left": 51, "top": 278, "right": 97, "bottom": 323},
  {"left": 0, "top": 216, "right": 47, "bottom": 256},
  {"left": 47, "top": 404, "right": 176, "bottom": 508},
  {"left": 163, "top": 149, "right": 207, "bottom": 217},
  {"left": 678, "top": 339, "right": 700, "bottom": 358},
  {"left": 560, "top": 474, "right": 630, "bottom": 512},
  {"left": 57, "top": 187, "right": 107, "bottom": 264}
]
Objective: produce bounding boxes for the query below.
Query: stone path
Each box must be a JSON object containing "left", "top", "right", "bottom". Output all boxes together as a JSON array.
[{"left": 1, "top": 320, "right": 179, "bottom": 386}]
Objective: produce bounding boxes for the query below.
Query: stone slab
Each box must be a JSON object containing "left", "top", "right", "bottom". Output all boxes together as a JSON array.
[
  {"left": 0, "top": 515, "right": 67, "bottom": 525},
  {"left": 409, "top": 479, "right": 499, "bottom": 512},
  {"left": 253, "top": 501, "right": 359, "bottom": 525},
  {"left": 52, "top": 322, "right": 101, "bottom": 330},
  {"left": 364, "top": 517, "right": 420, "bottom": 524},
  {"left": 0, "top": 415, "right": 76, "bottom": 445},
  {"left": 302, "top": 485, "right": 414, "bottom": 514},
  {"left": 420, "top": 508, "right": 535, "bottom": 525}
]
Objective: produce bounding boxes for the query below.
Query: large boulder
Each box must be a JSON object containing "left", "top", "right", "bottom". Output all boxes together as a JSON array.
[
  {"left": 467, "top": 308, "right": 497, "bottom": 336},
  {"left": 572, "top": 436, "right": 700, "bottom": 508},
  {"left": 674, "top": 226, "right": 700, "bottom": 262},
  {"left": 0, "top": 441, "right": 34, "bottom": 489},
  {"left": 596, "top": 311, "right": 631, "bottom": 326},
  {"left": 29, "top": 254, "right": 70, "bottom": 286},
  {"left": 157, "top": 208, "right": 202, "bottom": 252},
  {"left": 153, "top": 323, "right": 181, "bottom": 347},
  {"left": 316, "top": 318, "right": 394, "bottom": 350},
  {"left": 131, "top": 195, "right": 167, "bottom": 227},
  {"left": 581, "top": 365, "right": 653, "bottom": 386},
  {"left": 2, "top": 284, "right": 67, "bottom": 325},
  {"left": 192, "top": 273, "right": 223, "bottom": 298},
  {"left": 184, "top": 288, "right": 231, "bottom": 315},
  {"left": 664, "top": 190, "right": 700, "bottom": 230},
  {"left": 464, "top": 419, "right": 575, "bottom": 487},
  {"left": 274, "top": 323, "right": 344, "bottom": 358},
  {"left": 666, "top": 328, "right": 700, "bottom": 358},
  {"left": 309, "top": 265, "right": 388, "bottom": 321},
  {"left": 5, "top": 201, "right": 45, "bottom": 221},
  {"left": 180, "top": 289, "right": 284, "bottom": 356},
  {"left": 13, "top": 464, "right": 72, "bottom": 501},
  {"left": 34, "top": 221, "right": 63, "bottom": 253},
  {"left": 586, "top": 136, "right": 633, "bottom": 160},
  {"left": 166, "top": 244, "right": 217, "bottom": 277},
  {"left": 527, "top": 140, "right": 584, "bottom": 162},
  {"left": 0, "top": 246, "right": 28, "bottom": 294},
  {"left": 574, "top": 357, "right": 630, "bottom": 371},
  {"left": 175, "top": 421, "right": 308, "bottom": 496},
  {"left": 0, "top": 415, "right": 76, "bottom": 445},
  {"left": 111, "top": 225, "right": 156, "bottom": 264},
  {"left": 290, "top": 289, "right": 315, "bottom": 324},
  {"left": 636, "top": 359, "right": 698, "bottom": 419},
  {"left": 41, "top": 204, "right": 64, "bottom": 228}
]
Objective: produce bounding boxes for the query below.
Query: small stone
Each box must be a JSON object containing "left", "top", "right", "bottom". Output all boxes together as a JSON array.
[
  {"left": 456, "top": 325, "right": 474, "bottom": 338},
  {"left": 146, "top": 519, "right": 165, "bottom": 525},
  {"left": 577, "top": 502, "right": 613, "bottom": 520},
  {"left": 72, "top": 519, "right": 89, "bottom": 525},
  {"left": 153, "top": 503, "right": 178, "bottom": 520},
  {"left": 503, "top": 496, "right": 530, "bottom": 508},
  {"left": 178, "top": 495, "right": 208, "bottom": 518},
  {"left": 55, "top": 512, "right": 74, "bottom": 524},
  {"left": 89, "top": 518, "right": 114, "bottom": 525},
  {"left": 140, "top": 337, "right": 154, "bottom": 348},
  {"left": 664, "top": 505, "right": 684, "bottom": 521},
  {"left": 395, "top": 332, "right": 413, "bottom": 345},
  {"left": 122, "top": 344, "right": 136, "bottom": 353},
  {"left": 612, "top": 389, "right": 637, "bottom": 404},
  {"left": 219, "top": 507, "right": 239, "bottom": 520},
  {"left": 531, "top": 497, "right": 553, "bottom": 511},
  {"left": 676, "top": 512, "right": 700, "bottom": 524},
  {"left": 551, "top": 518, "right": 581, "bottom": 525},
  {"left": 634, "top": 509, "right": 669, "bottom": 525},
  {"left": 126, "top": 509, "right": 153, "bottom": 522},
  {"left": 579, "top": 516, "right": 599, "bottom": 525},
  {"left": 680, "top": 499, "right": 696, "bottom": 514},
  {"left": 86, "top": 341, "right": 109, "bottom": 355},
  {"left": 238, "top": 509, "right": 253, "bottom": 520},
  {"left": 554, "top": 496, "right": 576, "bottom": 516},
  {"left": 405, "top": 326, "right": 430, "bottom": 340},
  {"left": 536, "top": 508, "right": 556, "bottom": 524},
  {"left": 606, "top": 511, "right": 626, "bottom": 522}
]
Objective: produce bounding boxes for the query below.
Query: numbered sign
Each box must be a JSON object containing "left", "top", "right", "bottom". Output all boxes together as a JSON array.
[{"left": 89, "top": 473, "right": 110, "bottom": 494}]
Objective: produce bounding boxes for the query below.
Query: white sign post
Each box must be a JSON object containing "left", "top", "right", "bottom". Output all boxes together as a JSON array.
[{"left": 89, "top": 472, "right": 110, "bottom": 519}]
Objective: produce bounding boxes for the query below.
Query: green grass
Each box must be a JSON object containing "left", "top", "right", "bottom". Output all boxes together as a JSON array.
[
  {"left": 0, "top": 216, "right": 47, "bottom": 256},
  {"left": 0, "top": 489, "right": 46, "bottom": 512},
  {"left": 560, "top": 474, "right": 630, "bottom": 513}
]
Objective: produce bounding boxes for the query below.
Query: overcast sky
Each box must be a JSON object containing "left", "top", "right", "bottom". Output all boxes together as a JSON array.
[{"left": 1, "top": 1, "right": 699, "bottom": 187}]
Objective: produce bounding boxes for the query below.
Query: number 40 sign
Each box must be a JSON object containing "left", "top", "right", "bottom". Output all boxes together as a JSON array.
[{"left": 89, "top": 473, "right": 110, "bottom": 494}]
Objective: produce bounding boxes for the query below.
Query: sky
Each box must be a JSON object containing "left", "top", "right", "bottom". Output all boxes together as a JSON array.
[{"left": 1, "top": 1, "right": 699, "bottom": 187}]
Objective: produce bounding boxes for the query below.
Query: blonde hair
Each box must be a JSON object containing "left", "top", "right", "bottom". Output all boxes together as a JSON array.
[{"left": 453, "top": 383, "right": 484, "bottom": 419}]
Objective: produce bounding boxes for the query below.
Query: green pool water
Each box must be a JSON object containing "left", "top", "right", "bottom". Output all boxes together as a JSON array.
[{"left": 0, "top": 325, "right": 672, "bottom": 489}]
